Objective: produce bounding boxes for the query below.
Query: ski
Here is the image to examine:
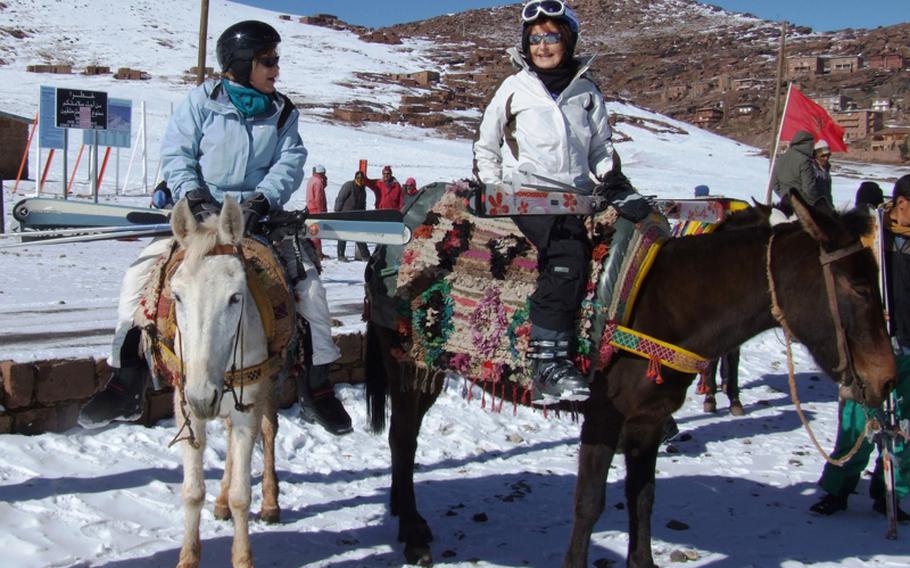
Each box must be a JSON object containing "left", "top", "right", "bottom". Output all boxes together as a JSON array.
[
  {"left": 12, "top": 197, "right": 156, "bottom": 230},
  {"left": 0, "top": 225, "right": 172, "bottom": 249},
  {"left": 875, "top": 206, "right": 899, "bottom": 539},
  {"left": 1, "top": 217, "right": 410, "bottom": 249}
]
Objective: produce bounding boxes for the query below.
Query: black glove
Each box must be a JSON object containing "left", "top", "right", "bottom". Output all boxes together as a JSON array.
[
  {"left": 185, "top": 188, "right": 220, "bottom": 220},
  {"left": 241, "top": 192, "right": 271, "bottom": 235},
  {"left": 595, "top": 169, "right": 651, "bottom": 222}
]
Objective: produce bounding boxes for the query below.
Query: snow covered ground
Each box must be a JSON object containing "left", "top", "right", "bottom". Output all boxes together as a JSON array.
[{"left": 1, "top": 1, "right": 910, "bottom": 566}]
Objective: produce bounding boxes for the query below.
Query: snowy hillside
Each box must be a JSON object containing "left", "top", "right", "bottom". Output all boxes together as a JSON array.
[{"left": 1, "top": 1, "right": 910, "bottom": 567}]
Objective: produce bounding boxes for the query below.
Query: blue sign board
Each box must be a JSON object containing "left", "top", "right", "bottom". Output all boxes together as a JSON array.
[
  {"left": 84, "top": 98, "right": 131, "bottom": 148},
  {"left": 39, "top": 86, "right": 66, "bottom": 149}
]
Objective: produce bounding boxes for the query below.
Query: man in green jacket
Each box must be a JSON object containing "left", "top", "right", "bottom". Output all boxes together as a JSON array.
[{"left": 772, "top": 130, "right": 834, "bottom": 210}]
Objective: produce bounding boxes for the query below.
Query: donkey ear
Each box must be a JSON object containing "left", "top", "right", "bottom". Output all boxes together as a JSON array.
[
  {"left": 789, "top": 189, "right": 838, "bottom": 246},
  {"left": 749, "top": 199, "right": 773, "bottom": 224},
  {"left": 219, "top": 195, "right": 244, "bottom": 245},
  {"left": 171, "top": 198, "right": 196, "bottom": 248}
]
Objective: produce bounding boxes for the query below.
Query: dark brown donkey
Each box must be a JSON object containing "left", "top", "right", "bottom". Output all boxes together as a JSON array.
[{"left": 365, "top": 191, "right": 896, "bottom": 567}]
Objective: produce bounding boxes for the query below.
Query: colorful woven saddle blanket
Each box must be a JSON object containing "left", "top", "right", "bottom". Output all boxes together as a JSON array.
[
  {"left": 134, "top": 237, "right": 295, "bottom": 388},
  {"left": 386, "top": 183, "right": 671, "bottom": 389}
]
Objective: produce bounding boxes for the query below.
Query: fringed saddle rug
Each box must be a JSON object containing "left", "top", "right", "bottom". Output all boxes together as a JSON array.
[{"left": 391, "top": 183, "right": 670, "bottom": 402}]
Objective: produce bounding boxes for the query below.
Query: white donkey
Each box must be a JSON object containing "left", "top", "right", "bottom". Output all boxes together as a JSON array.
[{"left": 168, "top": 197, "right": 279, "bottom": 568}]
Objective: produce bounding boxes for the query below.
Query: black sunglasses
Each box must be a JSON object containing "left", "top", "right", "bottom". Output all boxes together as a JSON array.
[{"left": 256, "top": 56, "right": 280, "bottom": 68}]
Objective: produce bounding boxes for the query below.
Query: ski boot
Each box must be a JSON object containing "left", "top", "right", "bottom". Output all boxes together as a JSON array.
[
  {"left": 78, "top": 364, "right": 148, "bottom": 428},
  {"left": 528, "top": 325, "right": 590, "bottom": 403},
  {"left": 296, "top": 364, "right": 353, "bottom": 436}
]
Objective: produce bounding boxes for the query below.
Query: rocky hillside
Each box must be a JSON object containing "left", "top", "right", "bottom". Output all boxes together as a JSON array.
[{"left": 384, "top": 0, "right": 910, "bottom": 153}]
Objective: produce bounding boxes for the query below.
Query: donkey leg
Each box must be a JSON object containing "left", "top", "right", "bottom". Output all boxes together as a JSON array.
[
  {"left": 722, "top": 350, "right": 744, "bottom": 416},
  {"left": 389, "top": 378, "right": 441, "bottom": 566},
  {"left": 564, "top": 395, "right": 623, "bottom": 568},
  {"left": 215, "top": 417, "right": 234, "bottom": 521},
  {"left": 227, "top": 410, "right": 262, "bottom": 568},
  {"left": 623, "top": 417, "right": 663, "bottom": 568},
  {"left": 259, "top": 395, "right": 280, "bottom": 524},
  {"left": 177, "top": 411, "right": 208, "bottom": 568},
  {"left": 702, "top": 359, "right": 719, "bottom": 413}
]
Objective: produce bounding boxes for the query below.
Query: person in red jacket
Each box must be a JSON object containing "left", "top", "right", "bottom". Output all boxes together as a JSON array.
[
  {"left": 306, "top": 164, "right": 328, "bottom": 257},
  {"left": 365, "top": 165, "right": 402, "bottom": 210}
]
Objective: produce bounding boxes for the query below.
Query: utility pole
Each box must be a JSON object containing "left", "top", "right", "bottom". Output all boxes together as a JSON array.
[
  {"left": 196, "top": 0, "right": 210, "bottom": 86},
  {"left": 769, "top": 22, "right": 787, "bottom": 159},
  {"left": 765, "top": 22, "right": 788, "bottom": 205}
]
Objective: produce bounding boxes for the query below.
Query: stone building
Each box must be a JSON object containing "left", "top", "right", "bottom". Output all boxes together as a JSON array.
[
  {"left": 832, "top": 109, "right": 883, "bottom": 141},
  {"left": 0, "top": 110, "right": 30, "bottom": 179}
]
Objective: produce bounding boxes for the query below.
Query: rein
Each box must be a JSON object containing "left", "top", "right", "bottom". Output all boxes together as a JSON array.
[{"left": 766, "top": 230, "right": 872, "bottom": 466}]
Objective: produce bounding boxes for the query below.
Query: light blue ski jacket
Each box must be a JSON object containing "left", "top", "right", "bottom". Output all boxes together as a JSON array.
[{"left": 160, "top": 79, "right": 307, "bottom": 210}]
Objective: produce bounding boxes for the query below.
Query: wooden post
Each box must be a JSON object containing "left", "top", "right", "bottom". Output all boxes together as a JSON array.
[
  {"left": 765, "top": 22, "right": 788, "bottom": 205},
  {"left": 196, "top": 0, "right": 210, "bottom": 86}
]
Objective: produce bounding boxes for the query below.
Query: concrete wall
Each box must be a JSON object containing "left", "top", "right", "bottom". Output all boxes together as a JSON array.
[{"left": 0, "top": 332, "right": 366, "bottom": 435}]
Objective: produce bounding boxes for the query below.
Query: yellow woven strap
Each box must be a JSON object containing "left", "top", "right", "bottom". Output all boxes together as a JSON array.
[
  {"left": 601, "top": 322, "right": 710, "bottom": 375},
  {"left": 157, "top": 342, "right": 282, "bottom": 388}
]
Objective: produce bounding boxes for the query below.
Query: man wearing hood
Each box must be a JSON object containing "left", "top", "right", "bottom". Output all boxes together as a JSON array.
[{"left": 772, "top": 130, "right": 833, "bottom": 210}]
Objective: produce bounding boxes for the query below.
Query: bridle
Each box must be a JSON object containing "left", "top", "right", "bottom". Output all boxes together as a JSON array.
[
  {"left": 168, "top": 243, "right": 256, "bottom": 449},
  {"left": 766, "top": 230, "right": 865, "bottom": 387},
  {"left": 766, "top": 228, "right": 871, "bottom": 465}
]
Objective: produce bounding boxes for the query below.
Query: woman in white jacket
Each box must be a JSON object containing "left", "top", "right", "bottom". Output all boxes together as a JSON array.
[{"left": 474, "top": 0, "right": 614, "bottom": 402}]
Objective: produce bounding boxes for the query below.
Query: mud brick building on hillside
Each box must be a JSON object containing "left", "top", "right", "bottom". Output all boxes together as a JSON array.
[{"left": 0, "top": 110, "right": 30, "bottom": 179}]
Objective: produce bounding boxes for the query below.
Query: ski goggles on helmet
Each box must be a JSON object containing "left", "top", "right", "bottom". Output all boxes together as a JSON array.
[{"left": 522, "top": 1, "right": 567, "bottom": 23}]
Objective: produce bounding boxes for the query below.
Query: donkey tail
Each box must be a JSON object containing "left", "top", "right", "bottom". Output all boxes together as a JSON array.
[{"left": 365, "top": 321, "right": 388, "bottom": 434}]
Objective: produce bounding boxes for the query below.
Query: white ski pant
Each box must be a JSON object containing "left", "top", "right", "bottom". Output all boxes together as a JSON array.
[{"left": 108, "top": 236, "right": 340, "bottom": 368}]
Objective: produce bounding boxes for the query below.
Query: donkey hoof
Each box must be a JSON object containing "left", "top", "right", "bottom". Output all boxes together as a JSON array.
[
  {"left": 213, "top": 503, "right": 232, "bottom": 521},
  {"left": 730, "top": 401, "right": 745, "bottom": 416},
  {"left": 404, "top": 543, "right": 433, "bottom": 566},
  {"left": 703, "top": 398, "right": 717, "bottom": 413},
  {"left": 260, "top": 507, "right": 281, "bottom": 524}
]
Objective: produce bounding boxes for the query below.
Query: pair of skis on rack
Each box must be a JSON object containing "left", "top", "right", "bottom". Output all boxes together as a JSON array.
[{"left": 1, "top": 197, "right": 412, "bottom": 249}]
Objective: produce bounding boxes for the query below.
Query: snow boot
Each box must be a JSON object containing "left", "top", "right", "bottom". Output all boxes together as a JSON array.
[
  {"left": 78, "top": 364, "right": 148, "bottom": 429},
  {"left": 296, "top": 364, "right": 353, "bottom": 436},
  {"left": 809, "top": 493, "right": 848, "bottom": 516},
  {"left": 528, "top": 325, "right": 590, "bottom": 403}
]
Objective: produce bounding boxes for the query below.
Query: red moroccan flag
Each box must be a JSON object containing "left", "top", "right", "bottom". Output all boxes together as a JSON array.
[{"left": 779, "top": 85, "right": 848, "bottom": 152}]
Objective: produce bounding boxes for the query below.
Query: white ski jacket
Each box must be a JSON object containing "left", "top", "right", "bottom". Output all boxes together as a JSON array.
[{"left": 473, "top": 48, "right": 614, "bottom": 194}]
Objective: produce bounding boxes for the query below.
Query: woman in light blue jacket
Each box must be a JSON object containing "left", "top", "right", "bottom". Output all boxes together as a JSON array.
[{"left": 80, "top": 21, "right": 353, "bottom": 436}]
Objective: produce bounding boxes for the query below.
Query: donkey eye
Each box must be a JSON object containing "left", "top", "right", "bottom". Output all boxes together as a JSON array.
[
  {"left": 229, "top": 293, "right": 242, "bottom": 305},
  {"left": 173, "top": 293, "right": 183, "bottom": 303}
]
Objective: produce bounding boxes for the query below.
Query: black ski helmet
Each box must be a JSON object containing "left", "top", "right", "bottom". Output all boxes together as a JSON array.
[{"left": 216, "top": 20, "right": 281, "bottom": 86}]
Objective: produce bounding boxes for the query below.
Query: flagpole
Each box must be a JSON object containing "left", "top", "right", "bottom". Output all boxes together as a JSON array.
[{"left": 765, "top": 81, "right": 794, "bottom": 205}]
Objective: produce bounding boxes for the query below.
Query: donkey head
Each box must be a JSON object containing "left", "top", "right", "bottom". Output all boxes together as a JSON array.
[
  {"left": 170, "top": 197, "right": 247, "bottom": 419},
  {"left": 776, "top": 191, "right": 895, "bottom": 407}
]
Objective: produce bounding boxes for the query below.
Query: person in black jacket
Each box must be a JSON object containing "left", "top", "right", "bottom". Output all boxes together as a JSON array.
[{"left": 334, "top": 171, "right": 370, "bottom": 261}]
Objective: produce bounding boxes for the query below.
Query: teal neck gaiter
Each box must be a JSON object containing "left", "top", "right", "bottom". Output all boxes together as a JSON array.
[{"left": 223, "top": 80, "right": 271, "bottom": 118}]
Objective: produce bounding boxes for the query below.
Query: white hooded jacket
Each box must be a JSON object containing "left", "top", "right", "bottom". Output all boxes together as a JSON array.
[{"left": 473, "top": 48, "right": 614, "bottom": 194}]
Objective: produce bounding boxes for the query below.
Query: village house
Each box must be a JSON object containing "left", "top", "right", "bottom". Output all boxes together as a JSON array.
[
  {"left": 787, "top": 55, "right": 823, "bottom": 78},
  {"left": 0, "top": 110, "right": 30, "bottom": 179},
  {"left": 832, "top": 109, "right": 883, "bottom": 141},
  {"left": 814, "top": 94, "right": 851, "bottom": 113},
  {"left": 826, "top": 55, "right": 862, "bottom": 75},
  {"left": 867, "top": 53, "right": 905, "bottom": 71},
  {"left": 694, "top": 106, "right": 723, "bottom": 125}
]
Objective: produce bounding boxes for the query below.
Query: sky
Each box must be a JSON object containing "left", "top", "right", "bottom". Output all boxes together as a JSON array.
[{"left": 236, "top": 0, "right": 908, "bottom": 32}]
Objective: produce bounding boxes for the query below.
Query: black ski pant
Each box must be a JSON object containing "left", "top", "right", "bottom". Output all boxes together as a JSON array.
[{"left": 512, "top": 214, "right": 591, "bottom": 332}]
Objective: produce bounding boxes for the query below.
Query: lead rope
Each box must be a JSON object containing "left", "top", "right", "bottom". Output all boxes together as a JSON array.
[
  {"left": 766, "top": 232, "right": 872, "bottom": 466},
  {"left": 169, "top": 330, "right": 200, "bottom": 449}
]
